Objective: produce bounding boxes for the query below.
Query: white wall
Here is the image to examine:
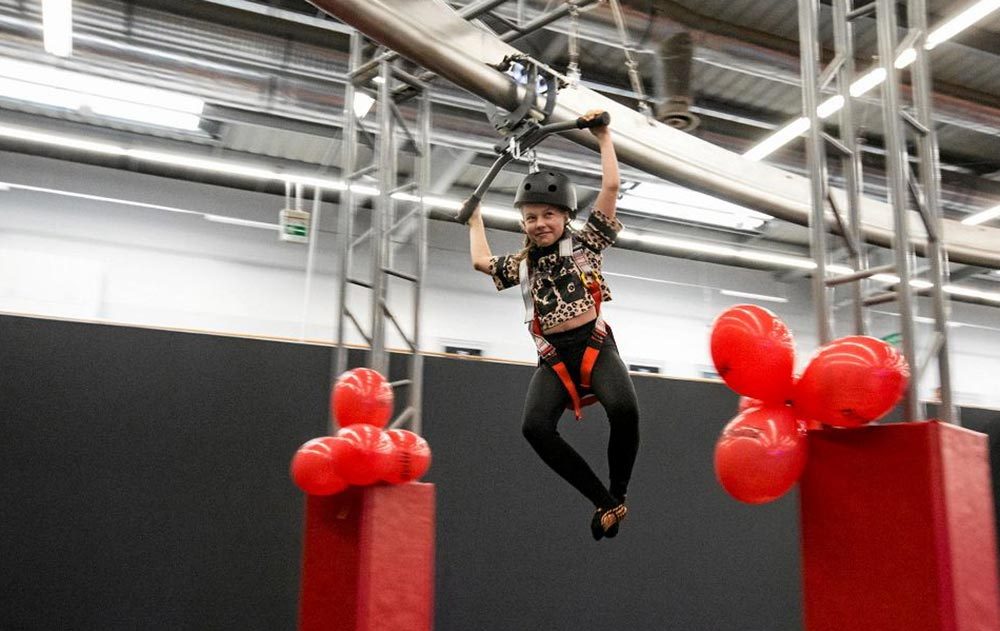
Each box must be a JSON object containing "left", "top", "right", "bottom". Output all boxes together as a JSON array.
[{"left": 2, "top": 152, "right": 998, "bottom": 410}]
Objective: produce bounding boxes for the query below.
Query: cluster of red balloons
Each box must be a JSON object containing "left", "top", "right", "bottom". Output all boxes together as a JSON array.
[
  {"left": 289, "top": 368, "right": 432, "bottom": 496},
  {"left": 710, "top": 304, "right": 909, "bottom": 504}
]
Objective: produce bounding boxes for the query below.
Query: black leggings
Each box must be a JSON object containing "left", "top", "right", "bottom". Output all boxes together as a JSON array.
[{"left": 521, "top": 321, "right": 640, "bottom": 509}]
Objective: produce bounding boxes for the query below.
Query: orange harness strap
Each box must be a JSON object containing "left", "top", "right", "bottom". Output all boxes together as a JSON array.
[{"left": 529, "top": 273, "right": 607, "bottom": 421}]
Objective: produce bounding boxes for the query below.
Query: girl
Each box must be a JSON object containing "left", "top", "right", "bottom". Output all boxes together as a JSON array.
[{"left": 467, "top": 111, "right": 640, "bottom": 540}]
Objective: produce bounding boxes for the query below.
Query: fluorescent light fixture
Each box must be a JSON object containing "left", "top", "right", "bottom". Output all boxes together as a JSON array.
[
  {"left": 6, "top": 61, "right": 204, "bottom": 113},
  {"left": 3, "top": 180, "right": 281, "bottom": 232},
  {"left": 423, "top": 195, "right": 462, "bottom": 210},
  {"left": 943, "top": 284, "right": 1000, "bottom": 303},
  {"left": 602, "top": 271, "right": 702, "bottom": 288},
  {"left": 849, "top": 68, "right": 888, "bottom": 98},
  {"left": 745, "top": 0, "right": 1000, "bottom": 162},
  {"left": 744, "top": 68, "right": 892, "bottom": 161},
  {"left": 719, "top": 289, "right": 789, "bottom": 303},
  {"left": 894, "top": 48, "right": 917, "bottom": 69},
  {"left": 736, "top": 250, "right": 817, "bottom": 269},
  {"left": 617, "top": 229, "right": 740, "bottom": 257},
  {"left": 926, "top": 0, "right": 1000, "bottom": 50},
  {"left": 961, "top": 204, "right": 1000, "bottom": 225},
  {"left": 127, "top": 148, "right": 348, "bottom": 191},
  {"left": 85, "top": 97, "right": 201, "bottom": 130},
  {"left": 618, "top": 182, "right": 771, "bottom": 231},
  {"left": 203, "top": 214, "right": 279, "bottom": 230},
  {"left": 826, "top": 264, "right": 855, "bottom": 274},
  {"left": 391, "top": 192, "right": 465, "bottom": 212},
  {"left": 871, "top": 273, "right": 902, "bottom": 284},
  {"left": 863, "top": 270, "right": 998, "bottom": 300},
  {"left": 285, "top": 175, "right": 347, "bottom": 190},
  {"left": 817, "top": 96, "right": 844, "bottom": 118},
  {"left": 869, "top": 273, "right": 935, "bottom": 289},
  {"left": 353, "top": 92, "right": 375, "bottom": 118},
  {"left": 0, "top": 181, "right": 203, "bottom": 217},
  {"left": 0, "top": 124, "right": 358, "bottom": 192},
  {"left": 400, "top": 192, "right": 509, "bottom": 217},
  {"left": 0, "top": 76, "right": 81, "bottom": 110},
  {"left": 129, "top": 149, "right": 280, "bottom": 180},
  {"left": 349, "top": 184, "right": 380, "bottom": 196},
  {"left": 0, "top": 59, "right": 204, "bottom": 130},
  {"left": 743, "top": 117, "right": 809, "bottom": 161},
  {"left": 0, "top": 123, "right": 125, "bottom": 154},
  {"left": 42, "top": 0, "right": 72, "bottom": 57},
  {"left": 391, "top": 191, "right": 422, "bottom": 203},
  {"left": 618, "top": 229, "right": 844, "bottom": 272}
]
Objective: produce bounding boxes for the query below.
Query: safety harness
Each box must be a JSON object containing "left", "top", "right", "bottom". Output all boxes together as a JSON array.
[{"left": 519, "top": 236, "right": 610, "bottom": 420}]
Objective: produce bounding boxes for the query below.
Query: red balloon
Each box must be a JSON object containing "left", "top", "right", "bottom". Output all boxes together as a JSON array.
[
  {"left": 737, "top": 396, "right": 763, "bottom": 413},
  {"left": 329, "top": 425, "right": 393, "bottom": 486},
  {"left": 331, "top": 368, "right": 394, "bottom": 428},
  {"left": 793, "top": 336, "right": 909, "bottom": 427},
  {"left": 714, "top": 405, "right": 807, "bottom": 504},
  {"left": 710, "top": 305, "right": 795, "bottom": 403},
  {"left": 290, "top": 437, "right": 349, "bottom": 496},
  {"left": 381, "top": 429, "right": 432, "bottom": 484}
]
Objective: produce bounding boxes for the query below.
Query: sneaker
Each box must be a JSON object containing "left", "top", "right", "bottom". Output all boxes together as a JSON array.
[
  {"left": 590, "top": 501, "right": 628, "bottom": 541},
  {"left": 601, "top": 501, "right": 628, "bottom": 538}
]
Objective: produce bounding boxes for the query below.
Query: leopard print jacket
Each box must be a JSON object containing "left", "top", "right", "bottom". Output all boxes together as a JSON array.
[{"left": 488, "top": 207, "right": 623, "bottom": 331}]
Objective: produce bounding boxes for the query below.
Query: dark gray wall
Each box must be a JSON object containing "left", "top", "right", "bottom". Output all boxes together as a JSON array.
[
  {"left": 423, "top": 355, "right": 803, "bottom": 631},
  {"left": 0, "top": 315, "right": 329, "bottom": 630},
  {"left": 21, "top": 314, "right": 992, "bottom": 629}
]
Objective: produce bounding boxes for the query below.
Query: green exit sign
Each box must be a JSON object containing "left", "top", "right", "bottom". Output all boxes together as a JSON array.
[{"left": 279, "top": 208, "right": 310, "bottom": 244}]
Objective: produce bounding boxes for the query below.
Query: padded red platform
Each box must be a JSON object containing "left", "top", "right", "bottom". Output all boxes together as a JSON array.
[
  {"left": 298, "top": 483, "right": 435, "bottom": 631},
  {"left": 800, "top": 421, "right": 999, "bottom": 631}
]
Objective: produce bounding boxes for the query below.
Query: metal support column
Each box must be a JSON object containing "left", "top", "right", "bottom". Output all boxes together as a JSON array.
[
  {"left": 876, "top": 0, "right": 922, "bottom": 421},
  {"left": 800, "top": 0, "right": 874, "bottom": 343},
  {"left": 333, "top": 32, "right": 431, "bottom": 431},
  {"left": 334, "top": 32, "right": 363, "bottom": 381},
  {"left": 798, "top": 0, "right": 953, "bottom": 421},
  {"left": 371, "top": 59, "right": 393, "bottom": 376},
  {"left": 409, "top": 86, "right": 431, "bottom": 435},
  {"left": 831, "top": 0, "right": 867, "bottom": 336},
  {"left": 798, "top": 0, "right": 833, "bottom": 344},
  {"left": 908, "top": 0, "right": 956, "bottom": 425}
]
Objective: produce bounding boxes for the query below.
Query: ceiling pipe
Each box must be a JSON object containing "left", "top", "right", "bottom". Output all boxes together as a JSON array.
[{"left": 652, "top": 31, "right": 700, "bottom": 131}]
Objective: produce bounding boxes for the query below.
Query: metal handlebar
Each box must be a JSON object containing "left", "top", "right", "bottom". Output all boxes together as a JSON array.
[
  {"left": 576, "top": 110, "right": 611, "bottom": 129},
  {"left": 456, "top": 111, "right": 610, "bottom": 224}
]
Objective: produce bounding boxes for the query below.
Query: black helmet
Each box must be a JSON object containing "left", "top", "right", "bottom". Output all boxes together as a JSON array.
[{"left": 514, "top": 170, "right": 577, "bottom": 217}]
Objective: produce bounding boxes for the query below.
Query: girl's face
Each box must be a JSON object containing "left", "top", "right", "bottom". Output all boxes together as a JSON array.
[{"left": 520, "top": 203, "right": 568, "bottom": 247}]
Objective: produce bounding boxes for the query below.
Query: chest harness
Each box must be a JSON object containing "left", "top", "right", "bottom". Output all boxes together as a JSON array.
[{"left": 519, "top": 236, "right": 610, "bottom": 420}]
